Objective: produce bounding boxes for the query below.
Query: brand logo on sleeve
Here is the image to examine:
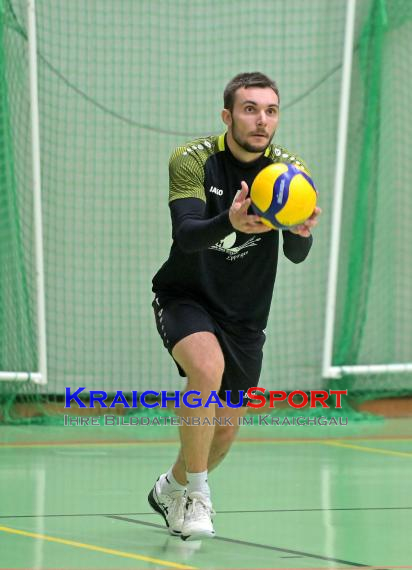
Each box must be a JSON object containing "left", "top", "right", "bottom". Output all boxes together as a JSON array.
[{"left": 209, "top": 185, "right": 224, "bottom": 196}]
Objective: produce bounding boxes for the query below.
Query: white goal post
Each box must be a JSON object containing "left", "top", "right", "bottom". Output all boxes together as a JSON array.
[{"left": 0, "top": 0, "right": 47, "bottom": 385}]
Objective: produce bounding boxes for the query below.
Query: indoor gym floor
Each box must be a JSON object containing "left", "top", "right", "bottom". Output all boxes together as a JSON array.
[{"left": 1, "top": 417, "right": 412, "bottom": 569}]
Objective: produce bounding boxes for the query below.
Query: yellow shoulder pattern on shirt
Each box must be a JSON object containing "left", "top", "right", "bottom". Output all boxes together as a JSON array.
[
  {"left": 169, "top": 135, "right": 220, "bottom": 203},
  {"left": 266, "top": 144, "right": 310, "bottom": 173}
]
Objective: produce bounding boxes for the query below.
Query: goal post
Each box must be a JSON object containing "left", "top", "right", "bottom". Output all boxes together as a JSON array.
[
  {"left": 322, "top": 0, "right": 357, "bottom": 381},
  {"left": 0, "top": 0, "right": 47, "bottom": 385}
]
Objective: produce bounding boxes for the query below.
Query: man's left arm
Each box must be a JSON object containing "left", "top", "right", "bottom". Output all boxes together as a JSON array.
[{"left": 282, "top": 207, "right": 321, "bottom": 263}]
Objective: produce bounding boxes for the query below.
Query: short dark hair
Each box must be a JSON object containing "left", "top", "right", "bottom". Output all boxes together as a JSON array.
[{"left": 223, "top": 72, "right": 280, "bottom": 111}]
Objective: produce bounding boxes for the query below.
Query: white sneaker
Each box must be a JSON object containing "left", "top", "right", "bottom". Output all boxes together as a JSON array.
[
  {"left": 148, "top": 477, "right": 187, "bottom": 536},
  {"left": 181, "top": 492, "right": 215, "bottom": 541}
]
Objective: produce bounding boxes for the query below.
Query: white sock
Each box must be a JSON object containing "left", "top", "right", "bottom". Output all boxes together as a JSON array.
[
  {"left": 186, "top": 470, "right": 210, "bottom": 497},
  {"left": 159, "top": 467, "right": 186, "bottom": 494}
]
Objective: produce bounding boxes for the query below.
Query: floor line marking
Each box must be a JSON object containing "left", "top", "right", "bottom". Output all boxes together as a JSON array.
[
  {"left": 0, "top": 524, "right": 196, "bottom": 570},
  {"left": 2, "top": 504, "right": 412, "bottom": 520},
  {"left": 109, "top": 515, "right": 368, "bottom": 567},
  {"left": 2, "top": 435, "right": 412, "bottom": 449},
  {"left": 1, "top": 567, "right": 412, "bottom": 570},
  {"left": 0, "top": 440, "right": 179, "bottom": 449},
  {"left": 319, "top": 440, "right": 412, "bottom": 458}
]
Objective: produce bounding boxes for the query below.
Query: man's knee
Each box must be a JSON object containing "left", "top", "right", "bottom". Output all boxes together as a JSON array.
[
  {"left": 187, "top": 358, "right": 224, "bottom": 392},
  {"left": 213, "top": 423, "right": 240, "bottom": 450},
  {"left": 173, "top": 332, "right": 225, "bottom": 392}
]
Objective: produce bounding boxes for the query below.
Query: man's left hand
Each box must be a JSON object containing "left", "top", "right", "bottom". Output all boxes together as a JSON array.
[{"left": 289, "top": 207, "right": 322, "bottom": 238}]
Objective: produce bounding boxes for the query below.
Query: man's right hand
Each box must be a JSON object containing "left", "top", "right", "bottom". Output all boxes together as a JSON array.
[{"left": 229, "top": 181, "right": 272, "bottom": 234}]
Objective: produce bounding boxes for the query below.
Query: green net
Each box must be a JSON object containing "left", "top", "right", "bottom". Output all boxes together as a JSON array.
[{"left": 0, "top": 0, "right": 411, "bottom": 424}]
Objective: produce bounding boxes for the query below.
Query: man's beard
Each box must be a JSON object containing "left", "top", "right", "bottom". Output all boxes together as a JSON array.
[{"left": 231, "top": 119, "right": 275, "bottom": 153}]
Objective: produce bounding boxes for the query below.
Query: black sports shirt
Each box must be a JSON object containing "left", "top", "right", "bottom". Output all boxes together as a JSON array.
[{"left": 152, "top": 134, "right": 313, "bottom": 331}]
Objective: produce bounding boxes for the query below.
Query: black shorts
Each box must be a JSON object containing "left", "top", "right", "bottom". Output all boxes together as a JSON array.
[{"left": 152, "top": 295, "right": 265, "bottom": 406}]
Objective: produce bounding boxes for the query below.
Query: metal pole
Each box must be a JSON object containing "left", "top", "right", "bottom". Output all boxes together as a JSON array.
[
  {"left": 27, "top": 0, "right": 48, "bottom": 385},
  {"left": 329, "top": 363, "right": 412, "bottom": 378},
  {"left": 322, "top": 0, "right": 357, "bottom": 379},
  {"left": 0, "top": 372, "right": 42, "bottom": 381}
]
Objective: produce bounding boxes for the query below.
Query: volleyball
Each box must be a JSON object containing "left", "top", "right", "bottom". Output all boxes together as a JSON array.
[{"left": 250, "top": 162, "right": 317, "bottom": 230}]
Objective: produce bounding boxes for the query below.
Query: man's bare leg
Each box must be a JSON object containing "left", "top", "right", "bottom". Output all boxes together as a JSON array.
[
  {"left": 170, "top": 331, "right": 224, "bottom": 540},
  {"left": 172, "top": 402, "right": 247, "bottom": 483},
  {"left": 172, "top": 332, "right": 224, "bottom": 475}
]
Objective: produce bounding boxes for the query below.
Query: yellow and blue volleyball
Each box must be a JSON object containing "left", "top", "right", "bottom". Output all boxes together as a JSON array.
[{"left": 250, "top": 162, "right": 317, "bottom": 230}]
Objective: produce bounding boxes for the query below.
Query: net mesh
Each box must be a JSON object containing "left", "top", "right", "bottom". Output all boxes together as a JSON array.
[{"left": 0, "top": 0, "right": 411, "bottom": 423}]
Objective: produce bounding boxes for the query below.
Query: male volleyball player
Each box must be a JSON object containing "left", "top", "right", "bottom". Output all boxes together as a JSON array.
[{"left": 148, "top": 72, "right": 321, "bottom": 541}]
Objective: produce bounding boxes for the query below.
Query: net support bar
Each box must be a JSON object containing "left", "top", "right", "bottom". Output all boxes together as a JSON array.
[
  {"left": 327, "top": 363, "right": 412, "bottom": 379},
  {"left": 322, "top": 0, "right": 357, "bottom": 380},
  {"left": 0, "top": 372, "right": 42, "bottom": 381},
  {"left": 27, "top": 0, "right": 48, "bottom": 386}
]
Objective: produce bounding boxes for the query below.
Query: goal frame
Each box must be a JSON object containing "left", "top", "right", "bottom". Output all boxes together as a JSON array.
[
  {"left": 0, "top": 0, "right": 47, "bottom": 385},
  {"left": 322, "top": 0, "right": 412, "bottom": 380}
]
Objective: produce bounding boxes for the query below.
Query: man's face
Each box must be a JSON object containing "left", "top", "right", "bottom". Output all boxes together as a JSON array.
[{"left": 224, "top": 87, "right": 279, "bottom": 154}]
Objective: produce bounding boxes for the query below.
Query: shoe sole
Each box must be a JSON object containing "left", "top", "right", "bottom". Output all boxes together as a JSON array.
[
  {"left": 181, "top": 529, "right": 215, "bottom": 541},
  {"left": 147, "top": 487, "right": 181, "bottom": 536}
]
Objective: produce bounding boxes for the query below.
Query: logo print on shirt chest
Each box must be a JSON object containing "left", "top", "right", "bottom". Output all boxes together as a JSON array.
[{"left": 210, "top": 232, "right": 261, "bottom": 262}]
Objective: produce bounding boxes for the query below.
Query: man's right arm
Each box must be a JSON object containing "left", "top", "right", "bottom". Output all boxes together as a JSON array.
[
  {"left": 168, "top": 149, "right": 270, "bottom": 254},
  {"left": 171, "top": 186, "right": 272, "bottom": 254},
  {"left": 170, "top": 198, "right": 232, "bottom": 254},
  {"left": 168, "top": 147, "right": 233, "bottom": 253}
]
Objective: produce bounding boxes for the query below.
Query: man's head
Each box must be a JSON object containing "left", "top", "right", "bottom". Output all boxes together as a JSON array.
[{"left": 222, "top": 72, "right": 280, "bottom": 159}]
